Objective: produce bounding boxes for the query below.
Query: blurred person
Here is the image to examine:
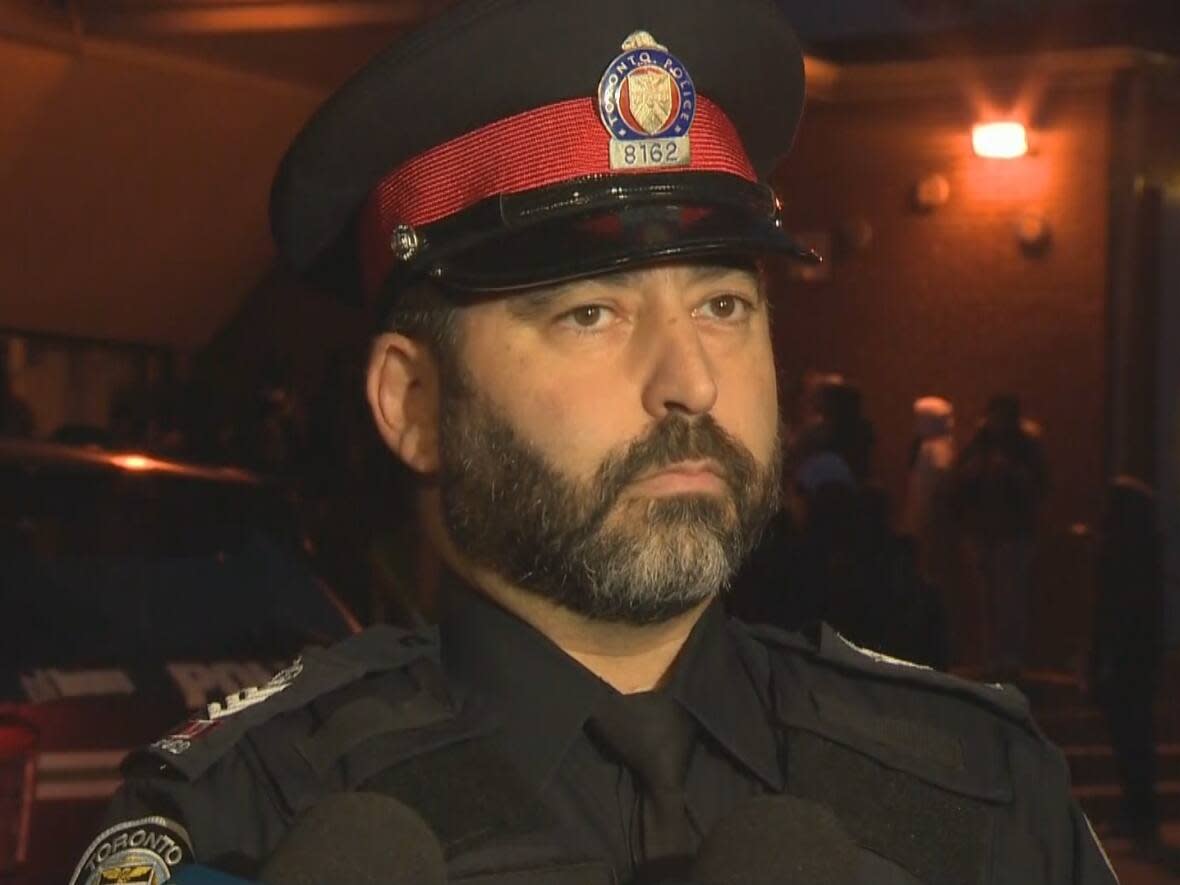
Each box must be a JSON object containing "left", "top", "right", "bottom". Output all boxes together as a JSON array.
[
  {"left": 953, "top": 394, "right": 1048, "bottom": 677},
  {"left": 791, "top": 376, "right": 876, "bottom": 485},
  {"left": 70, "top": 3, "right": 1115, "bottom": 882},
  {"left": 797, "top": 451, "right": 947, "bottom": 668},
  {"left": 245, "top": 357, "right": 308, "bottom": 474},
  {"left": 1089, "top": 477, "right": 1164, "bottom": 847},
  {"left": 0, "top": 343, "right": 33, "bottom": 438},
  {"left": 902, "top": 396, "right": 961, "bottom": 659},
  {"left": 731, "top": 449, "right": 948, "bottom": 669},
  {"left": 50, "top": 424, "right": 113, "bottom": 448},
  {"left": 787, "top": 369, "right": 843, "bottom": 441}
]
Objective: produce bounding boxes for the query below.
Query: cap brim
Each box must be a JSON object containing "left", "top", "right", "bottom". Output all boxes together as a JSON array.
[
  {"left": 270, "top": 0, "right": 807, "bottom": 296},
  {"left": 429, "top": 205, "right": 813, "bottom": 293},
  {"left": 383, "top": 171, "right": 818, "bottom": 295}
]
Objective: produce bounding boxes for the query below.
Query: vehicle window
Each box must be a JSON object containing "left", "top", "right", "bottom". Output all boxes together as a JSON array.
[{"left": 0, "top": 464, "right": 351, "bottom": 673}]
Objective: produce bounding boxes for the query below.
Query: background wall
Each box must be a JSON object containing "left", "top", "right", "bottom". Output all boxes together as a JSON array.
[{"left": 768, "top": 65, "right": 1116, "bottom": 664}]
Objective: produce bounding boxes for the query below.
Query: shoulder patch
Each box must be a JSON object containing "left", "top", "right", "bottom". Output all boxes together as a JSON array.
[
  {"left": 135, "top": 624, "right": 440, "bottom": 781},
  {"left": 68, "top": 816, "right": 193, "bottom": 885},
  {"left": 153, "top": 658, "right": 305, "bottom": 757}
]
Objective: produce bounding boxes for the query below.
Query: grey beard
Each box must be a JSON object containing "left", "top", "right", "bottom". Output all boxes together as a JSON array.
[{"left": 437, "top": 374, "right": 782, "bottom": 625}]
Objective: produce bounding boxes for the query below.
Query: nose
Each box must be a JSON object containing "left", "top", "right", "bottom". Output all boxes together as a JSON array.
[{"left": 639, "top": 312, "right": 719, "bottom": 419}]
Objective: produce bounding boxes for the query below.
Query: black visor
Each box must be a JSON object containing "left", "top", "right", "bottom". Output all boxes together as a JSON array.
[{"left": 383, "top": 171, "right": 817, "bottom": 296}]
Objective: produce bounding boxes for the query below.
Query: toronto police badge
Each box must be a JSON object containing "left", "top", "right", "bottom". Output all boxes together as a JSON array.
[
  {"left": 598, "top": 31, "right": 696, "bottom": 170},
  {"left": 68, "top": 816, "right": 194, "bottom": 885}
]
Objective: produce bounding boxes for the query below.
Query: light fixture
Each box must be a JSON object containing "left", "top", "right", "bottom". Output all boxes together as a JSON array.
[
  {"left": 972, "top": 122, "right": 1029, "bottom": 159},
  {"left": 912, "top": 173, "right": 951, "bottom": 210},
  {"left": 110, "top": 454, "right": 157, "bottom": 472},
  {"left": 1015, "top": 210, "right": 1051, "bottom": 255}
]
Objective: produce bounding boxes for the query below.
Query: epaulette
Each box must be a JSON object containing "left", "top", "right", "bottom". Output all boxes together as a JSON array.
[
  {"left": 739, "top": 619, "right": 1034, "bottom": 726},
  {"left": 129, "top": 624, "right": 441, "bottom": 782}
]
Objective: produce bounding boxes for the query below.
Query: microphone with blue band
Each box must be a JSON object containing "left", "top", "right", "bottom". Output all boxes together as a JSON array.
[{"left": 166, "top": 792, "right": 446, "bottom": 885}]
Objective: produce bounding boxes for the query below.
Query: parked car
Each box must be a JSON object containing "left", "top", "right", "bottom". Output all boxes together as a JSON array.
[{"left": 0, "top": 439, "right": 359, "bottom": 884}]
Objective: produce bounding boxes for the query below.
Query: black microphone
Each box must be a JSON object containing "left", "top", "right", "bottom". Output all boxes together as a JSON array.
[
  {"left": 257, "top": 792, "right": 447, "bottom": 885},
  {"left": 166, "top": 866, "right": 256, "bottom": 884},
  {"left": 691, "top": 795, "right": 858, "bottom": 885}
]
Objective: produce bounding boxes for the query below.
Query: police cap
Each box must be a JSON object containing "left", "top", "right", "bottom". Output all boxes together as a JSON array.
[{"left": 270, "top": 0, "right": 814, "bottom": 304}]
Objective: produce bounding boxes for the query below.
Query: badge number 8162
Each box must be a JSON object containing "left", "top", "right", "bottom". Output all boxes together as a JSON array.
[{"left": 609, "top": 136, "right": 691, "bottom": 170}]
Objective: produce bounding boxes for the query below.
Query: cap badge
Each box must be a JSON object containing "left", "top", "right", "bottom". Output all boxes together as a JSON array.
[{"left": 598, "top": 31, "right": 696, "bottom": 171}]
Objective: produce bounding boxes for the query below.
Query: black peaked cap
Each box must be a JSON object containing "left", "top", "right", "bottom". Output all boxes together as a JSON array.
[{"left": 270, "top": 0, "right": 807, "bottom": 296}]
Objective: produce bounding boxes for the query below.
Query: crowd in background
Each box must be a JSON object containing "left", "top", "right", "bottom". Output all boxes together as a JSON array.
[
  {"left": 727, "top": 372, "right": 1165, "bottom": 843},
  {"left": 730, "top": 374, "right": 1052, "bottom": 676}
]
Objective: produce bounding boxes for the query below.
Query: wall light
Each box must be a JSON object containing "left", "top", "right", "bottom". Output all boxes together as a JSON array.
[
  {"left": 972, "top": 122, "right": 1029, "bottom": 159},
  {"left": 110, "top": 454, "right": 157, "bottom": 472}
]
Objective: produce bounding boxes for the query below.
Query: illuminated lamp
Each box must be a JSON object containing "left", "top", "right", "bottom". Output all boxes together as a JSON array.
[
  {"left": 972, "top": 122, "right": 1028, "bottom": 159},
  {"left": 111, "top": 454, "right": 156, "bottom": 471}
]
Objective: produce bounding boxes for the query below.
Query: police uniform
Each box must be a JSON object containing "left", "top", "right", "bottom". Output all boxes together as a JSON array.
[
  {"left": 74, "top": 577, "right": 1116, "bottom": 883},
  {"left": 72, "top": 0, "right": 1118, "bottom": 881}
]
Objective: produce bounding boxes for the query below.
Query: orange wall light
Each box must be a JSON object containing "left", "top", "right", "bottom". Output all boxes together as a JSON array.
[
  {"left": 110, "top": 454, "right": 157, "bottom": 472},
  {"left": 972, "top": 122, "right": 1029, "bottom": 159}
]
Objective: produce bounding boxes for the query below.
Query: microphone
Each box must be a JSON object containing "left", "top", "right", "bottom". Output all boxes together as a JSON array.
[
  {"left": 258, "top": 792, "right": 447, "bottom": 885},
  {"left": 691, "top": 795, "right": 859, "bottom": 885},
  {"left": 167, "top": 867, "right": 256, "bottom": 884}
]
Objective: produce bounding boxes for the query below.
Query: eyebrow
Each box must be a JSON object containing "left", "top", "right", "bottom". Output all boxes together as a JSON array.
[{"left": 505, "top": 262, "right": 761, "bottom": 318}]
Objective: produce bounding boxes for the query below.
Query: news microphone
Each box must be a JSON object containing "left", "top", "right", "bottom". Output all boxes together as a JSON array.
[
  {"left": 691, "top": 795, "right": 858, "bottom": 885},
  {"left": 257, "top": 791, "right": 447, "bottom": 885},
  {"left": 166, "top": 866, "right": 256, "bottom": 884}
]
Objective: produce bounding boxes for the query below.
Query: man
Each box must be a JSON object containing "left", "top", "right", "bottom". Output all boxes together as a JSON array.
[
  {"left": 71, "top": 0, "right": 1116, "bottom": 882},
  {"left": 953, "top": 394, "right": 1049, "bottom": 678}
]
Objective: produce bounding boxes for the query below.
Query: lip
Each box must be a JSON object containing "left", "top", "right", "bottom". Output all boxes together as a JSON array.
[{"left": 629, "top": 460, "right": 726, "bottom": 494}]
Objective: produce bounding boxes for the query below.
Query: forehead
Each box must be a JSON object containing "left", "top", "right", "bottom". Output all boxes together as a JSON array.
[{"left": 501, "top": 260, "right": 762, "bottom": 313}]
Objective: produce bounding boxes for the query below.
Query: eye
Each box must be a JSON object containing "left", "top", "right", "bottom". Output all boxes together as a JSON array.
[
  {"left": 696, "top": 294, "right": 753, "bottom": 322},
  {"left": 558, "top": 304, "right": 616, "bottom": 332}
]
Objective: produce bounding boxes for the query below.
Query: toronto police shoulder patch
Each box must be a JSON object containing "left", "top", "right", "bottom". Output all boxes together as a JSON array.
[{"left": 68, "top": 816, "right": 194, "bottom": 885}]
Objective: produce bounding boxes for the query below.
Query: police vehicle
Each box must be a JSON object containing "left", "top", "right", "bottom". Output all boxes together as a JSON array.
[{"left": 0, "top": 439, "right": 359, "bottom": 884}]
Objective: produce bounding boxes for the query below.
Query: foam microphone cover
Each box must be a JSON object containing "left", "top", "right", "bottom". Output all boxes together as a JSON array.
[
  {"left": 258, "top": 791, "right": 447, "bottom": 885},
  {"left": 166, "top": 866, "right": 256, "bottom": 884},
  {"left": 692, "top": 795, "right": 859, "bottom": 885}
]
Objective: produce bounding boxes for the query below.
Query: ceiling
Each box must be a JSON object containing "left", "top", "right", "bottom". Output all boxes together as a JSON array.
[
  {"left": 1, "top": 0, "right": 1175, "bottom": 350},
  {"left": 0, "top": 1, "right": 426, "bottom": 350}
]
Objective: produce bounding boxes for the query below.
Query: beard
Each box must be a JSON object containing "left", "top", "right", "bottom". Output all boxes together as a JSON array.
[{"left": 436, "top": 371, "right": 783, "bottom": 625}]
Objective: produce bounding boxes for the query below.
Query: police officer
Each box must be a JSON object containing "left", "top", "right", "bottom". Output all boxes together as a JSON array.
[{"left": 71, "top": 0, "right": 1118, "bottom": 882}]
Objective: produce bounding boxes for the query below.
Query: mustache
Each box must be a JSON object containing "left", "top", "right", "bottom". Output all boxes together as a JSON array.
[{"left": 591, "top": 413, "right": 760, "bottom": 510}]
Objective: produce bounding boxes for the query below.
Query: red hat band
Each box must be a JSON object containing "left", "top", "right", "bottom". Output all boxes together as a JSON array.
[{"left": 358, "top": 96, "right": 757, "bottom": 297}]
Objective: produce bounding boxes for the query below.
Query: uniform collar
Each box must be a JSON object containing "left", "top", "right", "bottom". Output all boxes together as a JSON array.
[
  {"left": 666, "top": 601, "right": 783, "bottom": 791},
  {"left": 438, "top": 575, "right": 782, "bottom": 792},
  {"left": 439, "top": 576, "right": 611, "bottom": 789}
]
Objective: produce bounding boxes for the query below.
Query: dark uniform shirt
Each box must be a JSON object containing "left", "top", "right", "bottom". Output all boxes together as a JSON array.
[
  {"left": 71, "top": 580, "right": 1120, "bottom": 885},
  {"left": 441, "top": 584, "right": 781, "bottom": 880}
]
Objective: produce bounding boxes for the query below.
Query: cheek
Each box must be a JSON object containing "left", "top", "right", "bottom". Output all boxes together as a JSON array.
[
  {"left": 461, "top": 326, "right": 631, "bottom": 479},
  {"left": 715, "top": 341, "right": 779, "bottom": 464},
  {"left": 513, "top": 379, "right": 633, "bottom": 478}
]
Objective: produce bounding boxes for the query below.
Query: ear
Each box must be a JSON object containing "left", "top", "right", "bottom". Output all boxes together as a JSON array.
[{"left": 366, "top": 333, "right": 442, "bottom": 474}]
